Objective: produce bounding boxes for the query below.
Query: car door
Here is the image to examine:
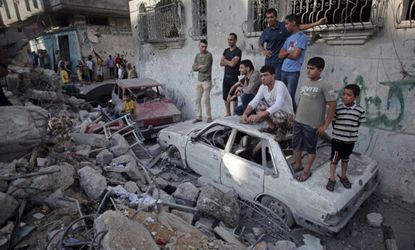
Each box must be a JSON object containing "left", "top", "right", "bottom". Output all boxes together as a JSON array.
[
  {"left": 220, "top": 130, "right": 264, "bottom": 200},
  {"left": 185, "top": 124, "right": 232, "bottom": 183}
]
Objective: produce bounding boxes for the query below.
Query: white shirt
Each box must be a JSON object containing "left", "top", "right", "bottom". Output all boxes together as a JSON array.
[
  {"left": 248, "top": 80, "right": 293, "bottom": 115},
  {"left": 86, "top": 60, "right": 93, "bottom": 70}
]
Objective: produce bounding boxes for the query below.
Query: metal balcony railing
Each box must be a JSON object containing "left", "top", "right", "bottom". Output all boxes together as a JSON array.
[
  {"left": 395, "top": 0, "right": 415, "bottom": 28},
  {"left": 189, "top": 0, "right": 207, "bottom": 40},
  {"left": 138, "top": 0, "right": 185, "bottom": 44}
]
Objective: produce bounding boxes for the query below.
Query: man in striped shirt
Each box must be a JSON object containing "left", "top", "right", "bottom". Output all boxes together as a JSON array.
[{"left": 326, "top": 84, "right": 366, "bottom": 191}]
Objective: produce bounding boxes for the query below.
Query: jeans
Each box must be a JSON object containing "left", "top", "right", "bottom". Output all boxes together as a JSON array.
[
  {"left": 281, "top": 71, "right": 300, "bottom": 110},
  {"left": 195, "top": 80, "right": 212, "bottom": 119},
  {"left": 266, "top": 61, "right": 283, "bottom": 81},
  {"left": 234, "top": 93, "right": 255, "bottom": 115}
]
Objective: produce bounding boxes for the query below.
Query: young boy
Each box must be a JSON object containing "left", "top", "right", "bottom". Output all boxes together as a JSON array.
[
  {"left": 293, "top": 57, "right": 337, "bottom": 181},
  {"left": 326, "top": 84, "right": 366, "bottom": 191},
  {"left": 122, "top": 91, "right": 136, "bottom": 115}
]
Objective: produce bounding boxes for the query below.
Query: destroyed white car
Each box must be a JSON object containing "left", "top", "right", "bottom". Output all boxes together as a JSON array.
[{"left": 158, "top": 116, "right": 379, "bottom": 234}]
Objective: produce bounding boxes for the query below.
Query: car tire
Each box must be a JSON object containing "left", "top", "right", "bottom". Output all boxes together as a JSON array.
[
  {"left": 261, "top": 196, "right": 294, "bottom": 227},
  {"left": 166, "top": 146, "right": 184, "bottom": 168}
]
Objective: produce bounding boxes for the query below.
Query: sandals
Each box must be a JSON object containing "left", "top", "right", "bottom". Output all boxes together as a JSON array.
[
  {"left": 258, "top": 127, "right": 277, "bottom": 134},
  {"left": 293, "top": 166, "right": 304, "bottom": 173},
  {"left": 296, "top": 172, "right": 312, "bottom": 182},
  {"left": 338, "top": 175, "right": 352, "bottom": 189},
  {"left": 326, "top": 179, "right": 336, "bottom": 192}
]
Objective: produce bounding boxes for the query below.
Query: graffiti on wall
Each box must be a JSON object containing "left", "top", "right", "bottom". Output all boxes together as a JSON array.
[{"left": 336, "top": 75, "right": 415, "bottom": 130}]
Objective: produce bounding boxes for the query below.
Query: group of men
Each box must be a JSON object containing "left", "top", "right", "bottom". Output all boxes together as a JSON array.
[{"left": 191, "top": 9, "right": 366, "bottom": 190}]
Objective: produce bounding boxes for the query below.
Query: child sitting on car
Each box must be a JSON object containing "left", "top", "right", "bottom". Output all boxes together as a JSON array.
[{"left": 122, "top": 91, "right": 136, "bottom": 115}]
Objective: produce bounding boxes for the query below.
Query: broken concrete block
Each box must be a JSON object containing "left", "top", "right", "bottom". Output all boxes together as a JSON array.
[
  {"left": 96, "top": 149, "right": 113, "bottom": 167},
  {"left": 78, "top": 166, "right": 107, "bottom": 200},
  {"left": 109, "top": 134, "right": 130, "bottom": 157},
  {"left": 213, "top": 226, "right": 247, "bottom": 249},
  {"left": 109, "top": 155, "right": 143, "bottom": 182},
  {"left": 252, "top": 241, "right": 267, "bottom": 250},
  {"left": 124, "top": 181, "right": 139, "bottom": 194},
  {"left": 155, "top": 177, "right": 168, "bottom": 189},
  {"left": 0, "top": 192, "right": 19, "bottom": 226},
  {"left": 36, "top": 157, "right": 48, "bottom": 167},
  {"left": 72, "top": 133, "right": 110, "bottom": 148},
  {"left": 197, "top": 176, "right": 236, "bottom": 196},
  {"left": 147, "top": 144, "right": 162, "bottom": 157},
  {"left": 172, "top": 182, "right": 199, "bottom": 207},
  {"left": 0, "top": 105, "right": 48, "bottom": 162},
  {"left": 75, "top": 145, "right": 91, "bottom": 157},
  {"left": 151, "top": 189, "right": 176, "bottom": 204},
  {"left": 7, "top": 164, "right": 75, "bottom": 200},
  {"left": 274, "top": 240, "right": 296, "bottom": 250},
  {"left": 94, "top": 210, "right": 158, "bottom": 250},
  {"left": 158, "top": 211, "right": 203, "bottom": 237},
  {"left": 79, "top": 110, "right": 90, "bottom": 121},
  {"left": 367, "top": 212, "right": 383, "bottom": 227},
  {"left": 196, "top": 184, "right": 240, "bottom": 228},
  {"left": 195, "top": 217, "right": 216, "bottom": 237},
  {"left": 297, "top": 234, "right": 323, "bottom": 250},
  {"left": 171, "top": 210, "right": 194, "bottom": 224},
  {"left": 252, "top": 227, "right": 264, "bottom": 237}
]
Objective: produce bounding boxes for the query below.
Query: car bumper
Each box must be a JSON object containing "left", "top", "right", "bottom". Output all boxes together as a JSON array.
[{"left": 295, "top": 174, "right": 379, "bottom": 234}]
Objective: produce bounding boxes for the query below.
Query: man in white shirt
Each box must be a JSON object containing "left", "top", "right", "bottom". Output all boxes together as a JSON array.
[{"left": 242, "top": 64, "right": 294, "bottom": 138}]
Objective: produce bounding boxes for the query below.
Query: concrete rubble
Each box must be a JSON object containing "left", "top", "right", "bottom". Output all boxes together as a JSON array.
[{"left": 0, "top": 64, "right": 368, "bottom": 250}]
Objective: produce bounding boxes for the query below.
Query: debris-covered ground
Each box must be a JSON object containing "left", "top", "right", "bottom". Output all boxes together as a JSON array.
[{"left": 0, "top": 66, "right": 414, "bottom": 249}]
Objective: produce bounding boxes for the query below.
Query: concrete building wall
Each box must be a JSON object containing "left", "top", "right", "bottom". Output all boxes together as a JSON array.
[{"left": 129, "top": 0, "right": 415, "bottom": 202}]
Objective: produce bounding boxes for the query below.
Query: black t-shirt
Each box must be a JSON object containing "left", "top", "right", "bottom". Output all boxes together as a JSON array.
[{"left": 223, "top": 47, "right": 242, "bottom": 78}]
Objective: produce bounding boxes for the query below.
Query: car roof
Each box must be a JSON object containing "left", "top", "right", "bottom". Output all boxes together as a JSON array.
[
  {"left": 116, "top": 78, "right": 162, "bottom": 88},
  {"left": 213, "top": 116, "right": 270, "bottom": 138}
]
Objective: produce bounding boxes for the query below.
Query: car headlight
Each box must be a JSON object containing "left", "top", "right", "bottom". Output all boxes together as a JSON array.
[{"left": 324, "top": 213, "right": 343, "bottom": 226}]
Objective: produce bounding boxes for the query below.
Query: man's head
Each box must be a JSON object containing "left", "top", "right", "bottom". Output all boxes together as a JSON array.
[
  {"left": 343, "top": 84, "right": 360, "bottom": 106},
  {"left": 227, "top": 33, "right": 237, "bottom": 47},
  {"left": 259, "top": 65, "right": 275, "bottom": 87},
  {"left": 265, "top": 8, "right": 278, "bottom": 27},
  {"left": 239, "top": 59, "right": 254, "bottom": 75},
  {"left": 109, "top": 55, "right": 112, "bottom": 58},
  {"left": 284, "top": 14, "right": 301, "bottom": 32},
  {"left": 199, "top": 39, "right": 208, "bottom": 53},
  {"left": 307, "top": 57, "right": 325, "bottom": 80}
]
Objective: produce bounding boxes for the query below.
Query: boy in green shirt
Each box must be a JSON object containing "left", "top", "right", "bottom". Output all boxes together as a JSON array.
[{"left": 293, "top": 57, "right": 336, "bottom": 181}]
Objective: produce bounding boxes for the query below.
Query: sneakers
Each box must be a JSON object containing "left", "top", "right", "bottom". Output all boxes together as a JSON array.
[{"left": 192, "top": 118, "right": 202, "bottom": 124}]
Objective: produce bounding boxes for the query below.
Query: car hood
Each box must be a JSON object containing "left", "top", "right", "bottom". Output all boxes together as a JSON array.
[
  {"left": 160, "top": 119, "right": 206, "bottom": 136},
  {"left": 134, "top": 100, "right": 181, "bottom": 121}
]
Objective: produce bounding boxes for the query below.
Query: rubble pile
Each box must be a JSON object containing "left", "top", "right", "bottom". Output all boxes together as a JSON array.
[{"left": 0, "top": 66, "right": 309, "bottom": 249}]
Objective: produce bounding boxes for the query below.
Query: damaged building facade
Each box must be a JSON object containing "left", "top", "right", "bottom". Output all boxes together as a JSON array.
[
  {"left": 0, "top": 0, "right": 134, "bottom": 75},
  {"left": 129, "top": 0, "right": 415, "bottom": 202}
]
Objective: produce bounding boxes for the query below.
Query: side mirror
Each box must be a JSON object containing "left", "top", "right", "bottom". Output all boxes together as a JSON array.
[{"left": 190, "top": 136, "right": 198, "bottom": 143}]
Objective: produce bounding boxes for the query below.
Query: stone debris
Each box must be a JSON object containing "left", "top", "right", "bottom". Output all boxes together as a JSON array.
[
  {"left": 274, "top": 240, "right": 297, "bottom": 250},
  {"left": 96, "top": 149, "right": 113, "bottom": 166},
  {"left": 196, "top": 183, "right": 240, "bottom": 227},
  {"left": 94, "top": 210, "right": 159, "bottom": 250},
  {"left": 367, "top": 212, "right": 383, "bottom": 227},
  {"left": 0, "top": 192, "right": 19, "bottom": 225},
  {"left": 78, "top": 166, "right": 107, "bottom": 200},
  {"left": 172, "top": 182, "right": 200, "bottom": 206},
  {"left": 0, "top": 65, "right": 301, "bottom": 249}
]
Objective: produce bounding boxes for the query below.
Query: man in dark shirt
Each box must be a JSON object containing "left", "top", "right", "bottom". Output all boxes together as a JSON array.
[
  {"left": 258, "top": 8, "right": 326, "bottom": 81},
  {"left": 220, "top": 33, "right": 242, "bottom": 116}
]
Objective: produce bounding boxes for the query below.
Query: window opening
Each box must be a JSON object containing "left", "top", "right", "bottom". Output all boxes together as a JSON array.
[
  {"left": 24, "top": 0, "right": 31, "bottom": 11},
  {"left": 230, "top": 131, "right": 262, "bottom": 164},
  {"left": 33, "top": 0, "right": 39, "bottom": 9},
  {"left": 199, "top": 125, "right": 232, "bottom": 150},
  {"left": 3, "top": 0, "right": 12, "bottom": 19},
  {"left": 139, "top": 0, "right": 185, "bottom": 43},
  {"left": 246, "top": 0, "right": 280, "bottom": 35},
  {"left": 190, "top": 0, "right": 207, "bottom": 39}
]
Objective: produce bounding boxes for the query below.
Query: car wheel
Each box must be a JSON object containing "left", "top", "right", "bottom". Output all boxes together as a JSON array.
[
  {"left": 261, "top": 196, "right": 294, "bottom": 227},
  {"left": 166, "top": 146, "right": 184, "bottom": 168}
]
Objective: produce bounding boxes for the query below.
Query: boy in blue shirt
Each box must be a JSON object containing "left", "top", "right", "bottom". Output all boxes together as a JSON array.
[{"left": 279, "top": 14, "right": 308, "bottom": 110}]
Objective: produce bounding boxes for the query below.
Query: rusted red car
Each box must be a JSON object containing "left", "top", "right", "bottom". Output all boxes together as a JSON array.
[{"left": 111, "top": 78, "right": 181, "bottom": 139}]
